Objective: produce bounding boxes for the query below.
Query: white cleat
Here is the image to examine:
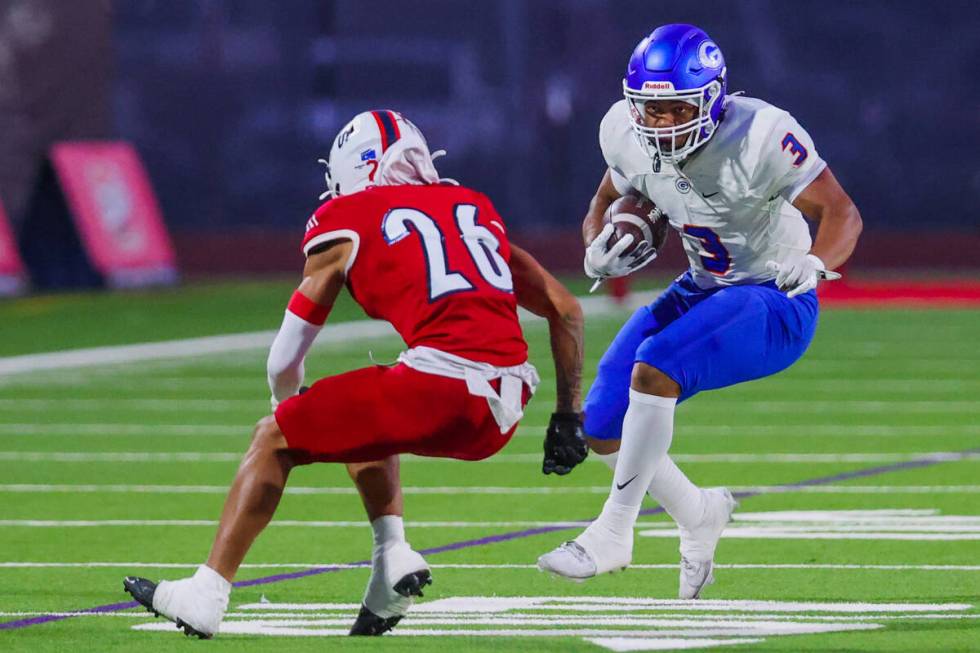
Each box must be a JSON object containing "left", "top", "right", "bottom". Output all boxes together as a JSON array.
[
  {"left": 152, "top": 577, "right": 227, "bottom": 637},
  {"left": 537, "top": 541, "right": 597, "bottom": 580},
  {"left": 126, "top": 567, "right": 229, "bottom": 638},
  {"left": 679, "top": 557, "right": 715, "bottom": 600},
  {"left": 350, "top": 542, "right": 431, "bottom": 635},
  {"left": 677, "top": 487, "right": 737, "bottom": 599},
  {"left": 537, "top": 524, "right": 632, "bottom": 581}
]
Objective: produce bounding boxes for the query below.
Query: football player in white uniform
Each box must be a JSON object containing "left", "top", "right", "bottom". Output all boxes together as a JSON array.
[{"left": 538, "top": 23, "right": 862, "bottom": 599}]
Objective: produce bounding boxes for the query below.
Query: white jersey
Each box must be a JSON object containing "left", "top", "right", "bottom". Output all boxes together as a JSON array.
[{"left": 600, "top": 96, "right": 826, "bottom": 288}]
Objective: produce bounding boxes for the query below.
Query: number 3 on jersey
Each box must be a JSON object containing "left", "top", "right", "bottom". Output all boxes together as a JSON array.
[
  {"left": 382, "top": 204, "right": 513, "bottom": 301},
  {"left": 683, "top": 224, "right": 731, "bottom": 275}
]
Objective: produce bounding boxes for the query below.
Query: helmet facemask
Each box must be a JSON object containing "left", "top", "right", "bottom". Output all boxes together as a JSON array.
[{"left": 624, "top": 77, "right": 724, "bottom": 165}]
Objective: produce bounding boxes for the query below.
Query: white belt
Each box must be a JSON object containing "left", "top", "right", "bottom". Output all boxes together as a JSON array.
[{"left": 397, "top": 346, "right": 539, "bottom": 433}]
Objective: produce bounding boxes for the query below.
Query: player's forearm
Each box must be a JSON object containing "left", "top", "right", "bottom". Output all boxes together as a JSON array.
[
  {"left": 547, "top": 299, "right": 584, "bottom": 414},
  {"left": 582, "top": 172, "right": 623, "bottom": 245},
  {"left": 267, "top": 312, "right": 320, "bottom": 401},
  {"left": 583, "top": 199, "right": 610, "bottom": 246},
  {"left": 266, "top": 291, "right": 328, "bottom": 405},
  {"left": 509, "top": 245, "right": 584, "bottom": 411},
  {"left": 809, "top": 203, "right": 863, "bottom": 270}
]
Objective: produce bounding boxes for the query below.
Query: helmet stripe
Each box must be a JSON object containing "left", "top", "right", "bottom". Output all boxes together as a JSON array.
[
  {"left": 386, "top": 110, "right": 402, "bottom": 140},
  {"left": 372, "top": 110, "right": 400, "bottom": 153}
]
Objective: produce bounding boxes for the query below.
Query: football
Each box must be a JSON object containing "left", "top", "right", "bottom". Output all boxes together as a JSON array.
[{"left": 602, "top": 194, "right": 668, "bottom": 256}]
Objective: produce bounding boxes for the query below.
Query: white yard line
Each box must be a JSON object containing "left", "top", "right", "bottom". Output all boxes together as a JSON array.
[
  {"left": 0, "top": 423, "right": 249, "bottom": 436},
  {"left": 690, "top": 401, "right": 980, "bottom": 414},
  {"left": 2, "top": 561, "right": 978, "bottom": 571},
  {"left": 12, "top": 377, "right": 980, "bottom": 392},
  {"left": 0, "top": 398, "right": 976, "bottom": 412},
  {"left": 10, "top": 375, "right": 979, "bottom": 395},
  {"left": 0, "top": 451, "right": 975, "bottom": 464},
  {"left": 0, "top": 293, "right": 653, "bottom": 378},
  {"left": 4, "top": 289, "right": 975, "bottom": 381},
  {"left": 1, "top": 422, "right": 976, "bottom": 439},
  {"left": 666, "top": 425, "right": 980, "bottom": 438},
  {"left": 643, "top": 530, "right": 980, "bottom": 541},
  {"left": 3, "top": 518, "right": 979, "bottom": 531},
  {"left": 0, "top": 322, "right": 390, "bottom": 377},
  {"left": 0, "top": 608, "right": 964, "bottom": 620},
  {"left": 0, "top": 484, "right": 978, "bottom": 495}
]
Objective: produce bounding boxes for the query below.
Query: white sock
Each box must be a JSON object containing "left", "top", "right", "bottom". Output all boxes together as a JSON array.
[
  {"left": 589, "top": 388, "right": 676, "bottom": 541},
  {"left": 647, "top": 455, "right": 706, "bottom": 528},
  {"left": 596, "top": 400, "right": 705, "bottom": 528},
  {"left": 194, "top": 564, "right": 232, "bottom": 597},
  {"left": 371, "top": 514, "right": 406, "bottom": 551}
]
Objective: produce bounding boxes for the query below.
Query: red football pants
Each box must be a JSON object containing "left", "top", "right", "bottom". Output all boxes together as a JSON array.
[{"left": 274, "top": 363, "right": 525, "bottom": 463}]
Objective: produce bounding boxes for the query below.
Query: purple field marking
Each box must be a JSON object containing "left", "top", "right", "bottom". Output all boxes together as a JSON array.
[{"left": 1, "top": 447, "right": 976, "bottom": 632}]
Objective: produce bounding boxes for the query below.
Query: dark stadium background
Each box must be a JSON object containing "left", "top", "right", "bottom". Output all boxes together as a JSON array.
[{"left": 0, "top": 0, "right": 977, "bottom": 277}]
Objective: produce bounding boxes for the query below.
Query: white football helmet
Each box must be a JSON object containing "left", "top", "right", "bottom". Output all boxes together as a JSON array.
[{"left": 318, "top": 110, "right": 451, "bottom": 200}]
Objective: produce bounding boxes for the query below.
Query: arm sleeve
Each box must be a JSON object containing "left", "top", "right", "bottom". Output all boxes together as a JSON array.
[
  {"left": 267, "top": 311, "right": 322, "bottom": 405},
  {"left": 758, "top": 112, "right": 827, "bottom": 203}
]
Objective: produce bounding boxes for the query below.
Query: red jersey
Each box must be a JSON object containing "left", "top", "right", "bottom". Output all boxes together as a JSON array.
[{"left": 301, "top": 184, "right": 528, "bottom": 367}]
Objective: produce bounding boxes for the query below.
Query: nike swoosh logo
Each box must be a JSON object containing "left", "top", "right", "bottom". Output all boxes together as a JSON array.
[
  {"left": 616, "top": 474, "right": 639, "bottom": 490},
  {"left": 701, "top": 192, "right": 719, "bottom": 198}
]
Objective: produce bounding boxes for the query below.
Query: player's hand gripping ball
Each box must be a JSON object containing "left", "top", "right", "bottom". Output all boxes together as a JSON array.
[
  {"left": 603, "top": 194, "right": 668, "bottom": 268},
  {"left": 584, "top": 195, "right": 668, "bottom": 280},
  {"left": 543, "top": 412, "right": 588, "bottom": 475}
]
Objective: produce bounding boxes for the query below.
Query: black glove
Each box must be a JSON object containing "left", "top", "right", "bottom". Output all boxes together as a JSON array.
[{"left": 542, "top": 412, "right": 588, "bottom": 475}]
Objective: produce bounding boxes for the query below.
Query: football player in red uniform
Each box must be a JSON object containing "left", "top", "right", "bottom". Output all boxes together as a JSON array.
[{"left": 123, "top": 111, "right": 588, "bottom": 638}]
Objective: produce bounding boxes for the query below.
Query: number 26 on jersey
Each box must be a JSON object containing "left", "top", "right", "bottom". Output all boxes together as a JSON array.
[{"left": 382, "top": 204, "right": 513, "bottom": 301}]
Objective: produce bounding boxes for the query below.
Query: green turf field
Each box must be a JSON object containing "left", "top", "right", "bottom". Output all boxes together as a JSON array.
[{"left": 0, "top": 281, "right": 977, "bottom": 651}]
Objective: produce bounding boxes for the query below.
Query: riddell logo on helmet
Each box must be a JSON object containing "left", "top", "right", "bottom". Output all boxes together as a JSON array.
[{"left": 642, "top": 81, "right": 675, "bottom": 91}]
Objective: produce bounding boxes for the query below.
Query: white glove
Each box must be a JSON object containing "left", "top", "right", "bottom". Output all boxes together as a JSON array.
[
  {"left": 765, "top": 253, "right": 841, "bottom": 298},
  {"left": 583, "top": 224, "right": 657, "bottom": 281}
]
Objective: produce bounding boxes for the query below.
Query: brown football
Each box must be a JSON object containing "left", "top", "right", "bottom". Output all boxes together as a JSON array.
[{"left": 602, "top": 194, "right": 668, "bottom": 256}]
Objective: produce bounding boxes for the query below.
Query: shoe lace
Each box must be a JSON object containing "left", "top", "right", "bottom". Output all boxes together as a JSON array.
[
  {"left": 560, "top": 541, "right": 593, "bottom": 565},
  {"left": 681, "top": 556, "right": 703, "bottom": 575}
]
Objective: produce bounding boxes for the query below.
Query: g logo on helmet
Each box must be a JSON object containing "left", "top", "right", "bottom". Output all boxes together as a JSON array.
[{"left": 698, "top": 41, "right": 722, "bottom": 68}]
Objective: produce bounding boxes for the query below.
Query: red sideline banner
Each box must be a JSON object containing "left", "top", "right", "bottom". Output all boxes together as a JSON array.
[
  {"left": 0, "top": 199, "right": 26, "bottom": 296},
  {"left": 50, "top": 142, "right": 177, "bottom": 288}
]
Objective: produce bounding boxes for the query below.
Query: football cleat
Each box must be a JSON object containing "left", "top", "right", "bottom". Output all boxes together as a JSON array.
[
  {"left": 349, "top": 605, "right": 404, "bottom": 636},
  {"left": 537, "top": 525, "right": 632, "bottom": 580},
  {"left": 123, "top": 572, "right": 227, "bottom": 639},
  {"left": 537, "top": 541, "right": 597, "bottom": 580},
  {"left": 677, "top": 487, "right": 737, "bottom": 599},
  {"left": 679, "top": 557, "right": 715, "bottom": 600},
  {"left": 393, "top": 569, "right": 433, "bottom": 598},
  {"left": 349, "top": 569, "right": 432, "bottom": 636},
  {"left": 123, "top": 576, "right": 161, "bottom": 618},
  {"left": 349, "top": 544, "right": 431, "bottom": 636}
]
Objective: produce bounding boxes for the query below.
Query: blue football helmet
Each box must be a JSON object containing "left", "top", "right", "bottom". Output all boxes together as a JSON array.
[{"left": 623, "top": 24, "right": 727, "bottom": 164}]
